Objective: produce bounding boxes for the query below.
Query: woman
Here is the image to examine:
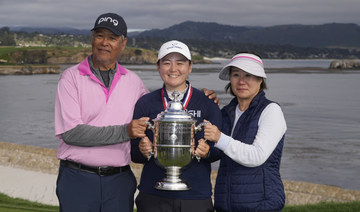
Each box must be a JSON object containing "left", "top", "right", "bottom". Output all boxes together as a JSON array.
[
  {"left": 203, "top": 53, "right": 287, "bottom": 212},
  {"left": 131, "top": 40, "right": 222, "bottom": 212}
]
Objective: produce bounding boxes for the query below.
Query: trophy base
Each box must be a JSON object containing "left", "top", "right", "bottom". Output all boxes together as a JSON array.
[{"left": 155, "top": 181, "right": 191, "bottom": 191}]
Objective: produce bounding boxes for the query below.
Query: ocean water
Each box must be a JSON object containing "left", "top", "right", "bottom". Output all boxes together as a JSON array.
[{"left": 0, "top": 59, "right": 359, "bottom": 190}]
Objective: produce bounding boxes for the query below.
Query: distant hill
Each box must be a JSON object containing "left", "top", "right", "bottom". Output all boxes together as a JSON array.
[
  {"left": 3, "top": 22, "right": 360, "bottom": 59},
  {"left": 10, "top": 27, "right": 90, "bottom": 35},
  {"left": 8, "top": 22, "right": 360, "bottom": 48},
  {"left": 10, "top": 27, "right": 144, "bottom": 36},
  {"left": 136, "top": 21, "right": 360, "bottom": 49}
]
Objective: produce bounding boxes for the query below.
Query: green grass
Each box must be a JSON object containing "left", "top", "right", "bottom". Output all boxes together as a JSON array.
[
  {"left": 0, "top": 193, "right": 58, "bottom": 212},
  {"left": 282, "top": 201, "right": 360, "bottom": 212},
  {"left": 0, "top": 46, "right": 90, "bottom": 65},
  {"left": 0, "top": 192, "right": 359, "bottom": 212}
]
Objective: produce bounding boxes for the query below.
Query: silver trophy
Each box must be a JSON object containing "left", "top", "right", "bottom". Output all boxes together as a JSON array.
[{"left": 146, "top": 91, "right": 207, "bottom": 191}]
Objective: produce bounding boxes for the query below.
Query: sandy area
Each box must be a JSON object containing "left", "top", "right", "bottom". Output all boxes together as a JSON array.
[
  {"left": 0, "top": 141, "right": 59, "bottom": 205},
  {"left": 0, "top": 165, "right": 58, "bottom": 205},
  {"left": 0, "top": 141, "right": 359, "bottom": 206}
]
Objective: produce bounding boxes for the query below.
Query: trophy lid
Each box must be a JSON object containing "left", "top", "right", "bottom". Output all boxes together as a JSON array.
[{"left": 155, "top": 90, "right": 196, "bottom": 122}]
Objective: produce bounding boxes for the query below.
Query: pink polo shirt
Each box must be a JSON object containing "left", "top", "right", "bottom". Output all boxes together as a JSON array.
[{"left": 54, "top": 56, "right": 148, "bottom": 167}]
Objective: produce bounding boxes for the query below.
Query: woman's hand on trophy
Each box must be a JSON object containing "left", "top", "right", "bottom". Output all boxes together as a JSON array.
[
  {"left": 139, "top": 136, "right": 154, "bottom": 160},
  {"left": 204, "top": 122, "right": 221, "bottom": 143},
  {"left": 195, "top": 139, "right": 210, "bottom": 159},
  {"left": 127, "top": 117, "right": 150, "bottom": 139}
]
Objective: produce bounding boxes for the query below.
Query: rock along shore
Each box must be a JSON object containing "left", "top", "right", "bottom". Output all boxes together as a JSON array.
[
  {"left": 0, "top": 141, "right": 359, "bottom": 206},
  {"left": 0, "top": 65, "right": 60, "bottom": 75},
  {"left": 329, "top": 59, "right": 360, "bottom": 69}
]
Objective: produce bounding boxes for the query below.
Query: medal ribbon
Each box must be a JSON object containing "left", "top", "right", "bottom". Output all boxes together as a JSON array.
[{"left": 161, "top": 84, "right": 193, "bottom": 110}]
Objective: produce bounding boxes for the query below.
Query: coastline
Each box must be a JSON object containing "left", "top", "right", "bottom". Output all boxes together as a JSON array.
[
  {"left": 0, "top": 61, "right": 359, "bottom": 75},
  {"left": 0, "top": 65, "right": 60, "bottom": 75},
  {"left": 0, "top": 141, "right": 359, "bottom": 206}
]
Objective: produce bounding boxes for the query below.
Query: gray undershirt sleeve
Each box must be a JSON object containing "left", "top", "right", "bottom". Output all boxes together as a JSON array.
[{"left": 61, "top": 124, "right": 130, "bottom": 147}]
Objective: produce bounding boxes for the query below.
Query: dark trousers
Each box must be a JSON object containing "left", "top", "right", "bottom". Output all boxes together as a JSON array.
[
  {"left": 56, "top": 165, "right": 137, "bottom": 212},
  {"left": 135, "top": 192, "right": 214, "bottom": 212}
]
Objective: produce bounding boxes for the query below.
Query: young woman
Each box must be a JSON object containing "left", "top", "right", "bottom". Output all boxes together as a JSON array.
[{"left": 131, "top": 40, "right": 222, "bottom": 212}]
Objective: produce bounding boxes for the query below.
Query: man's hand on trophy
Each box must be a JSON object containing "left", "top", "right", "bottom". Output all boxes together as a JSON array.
[
  {"left": 195, "top": 139, "right": 210, "bottom": 159},
  {"left": 139, "top": 136, "right": 154, "bottom": 160},
  {"left": 127, "top": 117, "right": 150, "bottom": 139}
]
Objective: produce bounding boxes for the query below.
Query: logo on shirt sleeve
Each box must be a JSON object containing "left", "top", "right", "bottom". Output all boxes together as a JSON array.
[{"left": 187, "top": 109, "right": 201, "bottom": 118}]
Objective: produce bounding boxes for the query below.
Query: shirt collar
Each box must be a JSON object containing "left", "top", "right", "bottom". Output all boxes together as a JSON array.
[
  {"left": 88, "top": 55, "right": 117, "bottom": 75},
  {"left": 79, "top": 55, "right": 128, "bottom": 76},
  {"left": 162, "top": 81, "right": 190, "bottom": 101}
]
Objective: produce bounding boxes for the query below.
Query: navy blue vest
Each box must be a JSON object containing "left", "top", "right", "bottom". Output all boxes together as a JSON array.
[{"left": 215, "top": 91, "right": 285, "bottom": 212}]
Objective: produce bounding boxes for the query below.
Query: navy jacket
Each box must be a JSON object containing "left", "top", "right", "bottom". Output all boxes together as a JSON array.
[
  {"left": 215, "top": 91, "right": 285, "bottom": 212},
  {"left": 131, "top": 83, "right": 222, "bottom": 199}
]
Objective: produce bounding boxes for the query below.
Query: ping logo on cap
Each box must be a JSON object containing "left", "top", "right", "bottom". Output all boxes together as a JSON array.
[{"left": 98, "top": 17, "right": 118, "bottom": 26}]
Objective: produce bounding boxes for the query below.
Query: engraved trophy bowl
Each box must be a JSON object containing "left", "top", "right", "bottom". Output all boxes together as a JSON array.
[{"left": 146, "top": 91, "right": 207, "bottom": 191}]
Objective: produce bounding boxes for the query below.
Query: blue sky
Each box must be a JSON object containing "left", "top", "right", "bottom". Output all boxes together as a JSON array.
[{"left": 0, "top": 0, "right": 359, "bottom": 30}]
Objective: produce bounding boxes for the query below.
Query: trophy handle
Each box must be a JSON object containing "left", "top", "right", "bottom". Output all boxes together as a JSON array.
[
  {"left": 193, "top": 122, "right": 210, "bottom": 162},
  {"left": 194, "top": 122, "right": 209, "bottom": 133},
  {"left": 145, "top": 121, "right": 155, "bottom": 161},
  {"left": 145, "top": 121, "right": 155, "bottom": 130}
]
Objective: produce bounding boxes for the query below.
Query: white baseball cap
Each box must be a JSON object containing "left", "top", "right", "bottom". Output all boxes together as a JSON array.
[
  {"left": 219, "top": 53, "right": 267, "bottom": 80},
  {"left": 157, "top": 40, "right": 191, "bottom": 61}
]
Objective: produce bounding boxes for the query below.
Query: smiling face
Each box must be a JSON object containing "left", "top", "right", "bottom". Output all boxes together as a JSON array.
[
  {"left": 157, "top": 52, "right": 192, "bottom": 92},
  {"left": 91, "top": 28, "right": 127, "bottom": 70},
  {"left": 230, "top": 67, "right": 262, "bottom": 104}
]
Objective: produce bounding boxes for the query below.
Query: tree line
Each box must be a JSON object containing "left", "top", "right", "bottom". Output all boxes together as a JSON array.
[{"left": 2, "top": 26, "right": 360, "bottom": 59}]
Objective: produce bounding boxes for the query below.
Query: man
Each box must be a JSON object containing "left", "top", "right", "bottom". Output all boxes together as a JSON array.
[
  {"left": 131, "top": 40, "right": 222, "bottom": 212},
  {"left": 54, "top": 13, "right": 149, "bottom": 212}
]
